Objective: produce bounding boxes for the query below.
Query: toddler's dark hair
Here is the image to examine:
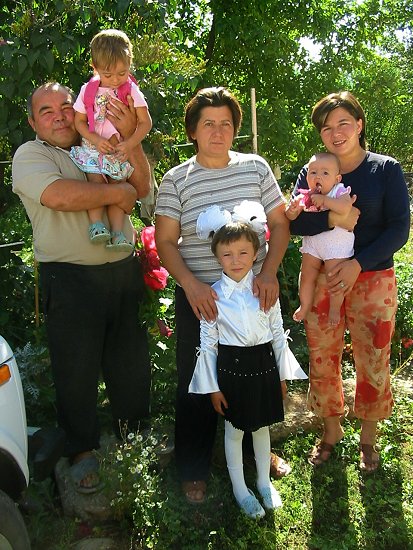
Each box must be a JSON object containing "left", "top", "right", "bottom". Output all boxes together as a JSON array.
[{"left": 211, "top": 222, "right": 260, "bottom": 256}]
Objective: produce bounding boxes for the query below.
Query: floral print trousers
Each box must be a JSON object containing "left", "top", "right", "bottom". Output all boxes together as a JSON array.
[{"left": 304, "top": 268, "right": 397, "bottom": 421}]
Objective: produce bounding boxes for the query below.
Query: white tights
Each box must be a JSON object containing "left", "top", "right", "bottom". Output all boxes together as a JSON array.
[{"left": 224, "top": 420, "right": 272, "bottom": 504}]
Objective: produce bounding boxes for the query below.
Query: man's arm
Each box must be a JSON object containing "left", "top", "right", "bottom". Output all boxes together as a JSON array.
[
  {"left": 107, "top": 96, "right": 151, "bottom": 199},
  {"left": 12, "top": 140, "right": 138, "bottom": 214},
  {"left": 127, "top": 144, "right": 151, "bottom": 199},
  {"left": 40, "top": 179, "right": 137, "bottom": 213}
]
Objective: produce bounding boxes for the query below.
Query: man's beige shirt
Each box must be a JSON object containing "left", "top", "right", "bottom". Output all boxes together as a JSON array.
[{"left": 12, "top": 138, "right": 134, "bottom": 264}]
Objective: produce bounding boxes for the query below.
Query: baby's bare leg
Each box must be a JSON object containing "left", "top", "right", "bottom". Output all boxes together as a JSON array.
[
  {"left": 106, "top": 176, "right": 127, "bottom": 233},
  {"left": 324, "top": 258, "right": 348, "bottom": 325},
  {"left": 86, "top": 173, "right": 106, "bottom": 224},
  {"left": 294, "top": 253, "right": 323, "bottom": 322}
]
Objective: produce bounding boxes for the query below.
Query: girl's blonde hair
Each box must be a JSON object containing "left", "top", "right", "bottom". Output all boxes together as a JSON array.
[{"left": 90, "top": 29, "right": 133, "bottom": 70}]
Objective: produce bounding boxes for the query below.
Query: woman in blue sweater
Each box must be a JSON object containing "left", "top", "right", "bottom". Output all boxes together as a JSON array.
[{"left": 289, "top": 91, "right": 410, "bottom": 472}]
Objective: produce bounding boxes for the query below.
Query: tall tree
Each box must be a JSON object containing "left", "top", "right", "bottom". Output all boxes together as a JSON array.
[
  {"left": 1, "top": 0, "right": 412, "bottom": 170},
  {"left": 0, "top": 0, "right": 205, "bottom": 162}
]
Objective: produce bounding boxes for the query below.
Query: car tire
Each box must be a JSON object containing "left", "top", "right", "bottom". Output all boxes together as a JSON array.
[{"left": 0, "top": 489, "right": 31, "bottom": 550}]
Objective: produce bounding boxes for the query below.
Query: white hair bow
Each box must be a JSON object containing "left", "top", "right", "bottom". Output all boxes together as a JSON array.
[
  {"left": 196, "top": 201, "right": 267, "bottom": 240},
  {"left": 232, "top": 201, "right": 267, "bottom": 233}
]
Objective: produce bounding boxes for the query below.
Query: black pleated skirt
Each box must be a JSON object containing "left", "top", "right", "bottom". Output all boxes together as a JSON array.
[{"left": 217, "top": 342, "right": 284, "bottom": 432}]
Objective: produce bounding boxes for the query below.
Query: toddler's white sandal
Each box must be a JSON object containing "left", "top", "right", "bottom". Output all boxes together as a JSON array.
[
  {"left": 238, "top": 489, "right": 265, "bottom": 519},
  {"left": 258, "top": 485, "right": 282, "bottom": 510}
]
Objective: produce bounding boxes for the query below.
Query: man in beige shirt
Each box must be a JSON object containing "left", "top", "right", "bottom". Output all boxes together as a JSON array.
[{"left": 13, "top": 82, "right": 151, "bottom": 493}]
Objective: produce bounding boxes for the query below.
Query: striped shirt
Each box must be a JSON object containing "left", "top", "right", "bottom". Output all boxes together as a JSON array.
[{"left": 155, "top": 152, "right": 286, "bottom": 283}]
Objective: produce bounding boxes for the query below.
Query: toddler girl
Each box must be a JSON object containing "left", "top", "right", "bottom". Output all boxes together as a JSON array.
[{"left": 70, "top": 29, "right": 152, "bottom": 251}]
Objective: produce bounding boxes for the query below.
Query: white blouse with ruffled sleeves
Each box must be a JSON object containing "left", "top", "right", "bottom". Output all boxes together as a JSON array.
[{"left": 189, "top": 270, "right": 307, "bottom": 394}]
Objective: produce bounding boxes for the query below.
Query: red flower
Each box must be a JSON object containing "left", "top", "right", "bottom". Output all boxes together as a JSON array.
[
  {"left": 145, "top": 249, "right": 161, "bottom": 270},
  {"left": 402, "top": 337, "right": 413, "bottom": 349},
  {"left": 143, "top": 267, "right": 169, "bottom": 291},
  {"left": 140, "top": 226, "right": 157, "bottom": 251},
  {"left": 157, "top": 319, "right": 173, "bottom": 337},
  {"left": 137, "top": 226, "right": 169, "bottom": 291}
]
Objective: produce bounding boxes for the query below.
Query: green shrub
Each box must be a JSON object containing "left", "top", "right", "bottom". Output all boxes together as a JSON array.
[
  {"left": 105, "top": 429, "right": 163, "bottom": 548},
  {"left": 14, "top": 342, "right": 55, "bottom": 427},
  {"left": 393, "top": 254, "right": 413, "bottom": 369}
]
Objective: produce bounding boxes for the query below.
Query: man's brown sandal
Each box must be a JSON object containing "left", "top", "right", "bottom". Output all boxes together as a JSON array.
[
  {"left": 359, "top": 444, "right": 380, "bottom": 474},
  {"left": 308, "top": 441, "right": 335, "bottom": 467},
  {"left": 182, "top": 480, "right": 206, "bottom": 505}
]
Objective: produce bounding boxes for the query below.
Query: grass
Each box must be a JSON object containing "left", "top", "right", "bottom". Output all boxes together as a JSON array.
[
  {"left": 24, "top": 378, "right": 413, "bottom": 549},
  {"left": 22, "top": 225, "right": 413, "bottom": 549},
  {"left": 155, "top": 393, "right": 413, "bottom": 550}
]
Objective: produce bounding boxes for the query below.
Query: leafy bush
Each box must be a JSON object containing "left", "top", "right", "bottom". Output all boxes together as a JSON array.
[
  {"left": 0, "top": 169, "right": 39, "bottom": 347},
  {"left": 0, "top": 247, "right": 36, "bottom": 347},
  {"left": 105, "top": 429, "right": 163, "bottom": 548},
  {"left": 393, "top": 251, "right": 413, "bottom": 369},
  {"left": 14, "top": 342, "right": 55, "bottom": 427}
]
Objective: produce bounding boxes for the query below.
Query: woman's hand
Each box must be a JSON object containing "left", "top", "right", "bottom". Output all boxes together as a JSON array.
[
  {"left": 253, "top": 271, "right": 279, "bottom": 312},
  {"left": 183, "top": 279, "right": 218, "bottom": 321},
  {"left": 327, "top": 258, "right": 361, "bottom": 296},
  {"left": 210, "top": 391, "right": 228, "bottom": 416}
]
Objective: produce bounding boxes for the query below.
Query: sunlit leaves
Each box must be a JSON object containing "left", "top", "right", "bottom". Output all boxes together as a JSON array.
[{"left": 1, "top": 0, "right": 413, "bottom": 167}]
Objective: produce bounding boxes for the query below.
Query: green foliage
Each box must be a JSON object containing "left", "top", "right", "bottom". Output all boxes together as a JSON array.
[
  {"left": 2, "top": 0, "right": 413, "bottom": 170},
  {"left": 0, "top": 1, "right": 205, "bottom": 162},
  {"left": 105, "top": 429, "right": 163, "bottom": 548},
  {"left": 0, "top": 249, "right": 35, "bottom": 346},
  {"left": 0, "top": 170, "right": 43, "bottom": 347},
  {"left": 0, "top": 202, "right": 37, "bottom": 347},
  {"left": 393, "top": 238, "right": 413, "bottom": 370},
  {"left": 14, "top": 342, "right": 56, "bottom": 427},
  {"left": 278, "top": 238, "right": 301, "bottom": 320}
]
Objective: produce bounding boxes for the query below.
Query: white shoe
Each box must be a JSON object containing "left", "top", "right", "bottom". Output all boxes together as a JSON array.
[
  {"left": 258, "top": 485, "right": 282, "bottom": 510},
  {"left": 238, "top": 489, "right": 266, "bottom": 519}
]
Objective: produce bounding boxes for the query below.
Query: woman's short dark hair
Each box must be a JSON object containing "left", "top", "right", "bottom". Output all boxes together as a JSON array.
[
  {"left": 311, "top": 91, "right": 367, "bottom": 149},
  {"left": 211, "top": 222, "right": 260, "bottom": 256},
  {"left": 185, "top": 87, "right": 243, "bottom": 151}
]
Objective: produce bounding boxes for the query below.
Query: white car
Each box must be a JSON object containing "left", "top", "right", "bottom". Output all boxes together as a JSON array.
[{"left": 0, "top": 334, "right": 31, "bottom": 549}]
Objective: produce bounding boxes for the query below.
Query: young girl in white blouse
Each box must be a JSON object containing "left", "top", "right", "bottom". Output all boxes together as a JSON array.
[{"left": 189, "top": 202, "right": 306, "bottom": 519}]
